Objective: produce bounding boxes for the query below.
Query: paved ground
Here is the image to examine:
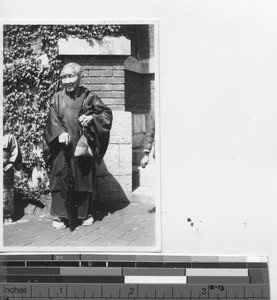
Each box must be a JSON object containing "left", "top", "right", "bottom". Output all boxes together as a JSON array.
[{"left": 3, "top": 200, "right": 157, "bottom": 249}]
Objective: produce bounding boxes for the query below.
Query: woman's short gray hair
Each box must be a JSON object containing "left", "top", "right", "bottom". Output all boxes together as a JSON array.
[{"left": 61, "top": 62, "right": 83, "bottom": 77}]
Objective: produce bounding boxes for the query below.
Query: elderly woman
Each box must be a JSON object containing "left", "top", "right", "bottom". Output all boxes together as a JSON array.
[{"left": 43, "top": 62, "right": 112, "bottom": 230}]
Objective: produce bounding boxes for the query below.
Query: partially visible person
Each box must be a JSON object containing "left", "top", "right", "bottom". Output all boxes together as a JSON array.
[
  {"left": 140, "top": 108, "right": 155, "bottom": 168},
  {"left": 43, "top": 62, "right": 113, "bottom": 230},
  {"left": 3, "top": 121, "right": 22, "bottom": 223},
  {"left": 140, "top": 108, "right": 155, "bottom": 214}
]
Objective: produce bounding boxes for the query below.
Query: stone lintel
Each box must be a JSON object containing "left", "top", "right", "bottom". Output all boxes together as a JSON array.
[
  {"left": 58, "top": 36, "right": 131, "bottom": 56},
  {"left": 124, "top": 56, "right": 155, "bottom": 74}
]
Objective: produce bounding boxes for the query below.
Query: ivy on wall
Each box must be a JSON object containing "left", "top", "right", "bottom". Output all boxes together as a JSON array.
[{"left": 3, "top": 24, "right": 124, "bottom": 204}]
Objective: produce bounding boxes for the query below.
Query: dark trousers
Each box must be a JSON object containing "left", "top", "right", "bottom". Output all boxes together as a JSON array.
[{"left": 50, "top": 191, "right": 94, "bottom": 220}]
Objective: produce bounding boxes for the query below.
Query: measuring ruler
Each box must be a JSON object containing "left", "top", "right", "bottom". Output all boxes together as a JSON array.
[{"left": 0, "top": 254, "right": 270, "bottom": 299}]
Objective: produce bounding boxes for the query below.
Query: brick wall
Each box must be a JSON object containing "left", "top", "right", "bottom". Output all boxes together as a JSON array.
[
  {"left": 125, "top": 71, "right": 154, "bottom": 114},
  {"left": 62, "top": 56, "right": 126, "bottom": 111}
]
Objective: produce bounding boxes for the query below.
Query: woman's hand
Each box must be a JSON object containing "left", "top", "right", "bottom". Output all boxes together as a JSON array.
[
  {"left": 58, "top": 132, "right": 71, "bottom": 146},
  {"left": 79, "top": 114, "right": 93, "bottom": 127},
  {"left": 4, "top": 163, "right": 13, "bottom": 172}
]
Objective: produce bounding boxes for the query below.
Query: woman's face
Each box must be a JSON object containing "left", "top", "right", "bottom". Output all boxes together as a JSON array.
[{"left": 61, "top": 67, "right": 81, "bottom": 93}]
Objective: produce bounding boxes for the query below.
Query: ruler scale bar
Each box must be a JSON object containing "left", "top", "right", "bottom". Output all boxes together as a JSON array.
[
  {"left": 1, "top": 271, "right": 267, "bottom": 280},
  {"left": 4, "top": 299, "right": 270, "bottom": 300},
  {"left": 0, "top": 255, "right": 270, "bottom": 299},
  {"left": 1, "top": 274, "right": 265, "bottom": 282},
  {"left": 0, "top": 254, "right": 268, "bottom": 261},
  {"left": 0, "top": 283, "right": 270, "bottom": 298},
  {"left": 0, "top": 261, "right": 269, "bottom": 268},
  {"left": 1, "top": 261, "right": 269, "bottom": 268},
  {"left": 5, "top": 299, "right": 270, "bottom": 300},
  {"left": 2, "top": 276, "right": 258, "bottom": 283}
]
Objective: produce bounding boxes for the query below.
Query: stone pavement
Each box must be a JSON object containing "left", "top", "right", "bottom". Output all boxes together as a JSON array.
[{"left": 3, "top": 200, "right": 157, "bottom": 249}]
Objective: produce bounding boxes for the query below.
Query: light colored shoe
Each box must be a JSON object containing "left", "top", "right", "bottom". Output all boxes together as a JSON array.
[
  {"left": 4, "top": 218, "right": 13, "bottom": 224},
  {"left": 82, "top": 215, "right": 94, "bottom": 226},
  {"left": 52, "top": 218, "right": 66, "bottom": 230}
]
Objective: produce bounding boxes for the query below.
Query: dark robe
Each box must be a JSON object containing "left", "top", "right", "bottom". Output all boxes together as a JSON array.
[
  {"left": 3, "top": 133, "right": 22, "bottom": 219},
  {"left": 43, "top": 86, "right": 112, "bottom": 219}
]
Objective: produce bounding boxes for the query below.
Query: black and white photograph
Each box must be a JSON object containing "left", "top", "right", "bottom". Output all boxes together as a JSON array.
[
  {"left": 1, "top": 22, "right": 160, "bottom": 251},
  {"left": 2, "top": 0, "right": 277, "bottom": 298}
]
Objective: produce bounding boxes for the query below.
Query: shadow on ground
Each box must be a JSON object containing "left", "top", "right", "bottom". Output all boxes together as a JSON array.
[
  {"left": 13, "top": 161, "right": 130, "bottom": 225},
  {"left": 13, "top": 191, "right": 46, "bottom": 222},
  {"left": 93, "top": 161, "right": 130, "bottom": 221}
]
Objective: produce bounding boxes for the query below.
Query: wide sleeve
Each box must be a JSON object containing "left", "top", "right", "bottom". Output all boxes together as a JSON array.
[
  {"left": 43, "top": 93, "right": 67, "bottom": 145},
  {"left": 143, "top": 109, "right": 155, "bottom": 152},
  {"left": 80, "top": 92, "right": 113, "bottom": 164},
  {"left": 8, "top": 134, "right": 22, "bottom": 170},
  {"left": 43, "top": 93, "right": 67, "bottom": 166}
]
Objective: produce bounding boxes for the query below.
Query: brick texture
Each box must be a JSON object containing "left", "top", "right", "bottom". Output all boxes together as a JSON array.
[
  {"left": 62, "top": 56, "right": 126, "bottom": 111},
  {"left": 125, "top": 70, "right": 154, "bottom": 114},
  {"left": 61, "top": 25, "right": 155, "bottom": 113}
]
